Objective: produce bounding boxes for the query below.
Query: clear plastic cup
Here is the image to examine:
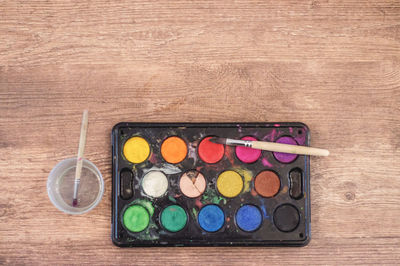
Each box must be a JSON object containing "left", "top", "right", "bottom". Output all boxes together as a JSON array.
[{"left": 47, "top": 158, "right": 104, "bottom": 215}]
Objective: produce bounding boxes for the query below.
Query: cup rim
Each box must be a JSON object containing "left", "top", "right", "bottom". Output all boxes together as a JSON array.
[{"left": 47, "top": 157, "right": 104, "bottom": 215}]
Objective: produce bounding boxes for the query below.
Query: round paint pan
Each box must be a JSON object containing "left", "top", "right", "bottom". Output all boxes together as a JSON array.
[
  {"left": 198, "top": 204, "right": 225, "bottom": 232},
  {"left": 123, "top": 204, "right": 150, "bottom": 233},
  {"left": 216, "top": 170, "right": 244, "bottom": 198},
  {"left": 273, "top": 204, "right": 300, "bottom": 232},
  {"left": 123, "top": 136, "right": 151, "bottom": 164},
  {"left": 179, "top": 170, "right": 207, "bottom": 198},
  {"left": 141, "top": 170, "right": 168, "bottom": 198},
  {"left": 235, "top": 204, "right": 263, "bottom": 232},
  {"left": 161, "top": 136, "right": 188, "bottom": 164},
  {"left": 198, "top": 136, "right": 225, "bottom": 164},
  {"left": 254, "top": 170, "right": 281, "bottom": 198},
  {"left": 235, "top": 136, "right": 261, "bottom": 163},
  {"left": 160, "top": 205, "right": 188, "bottom": 233},
  {"left": 273, "top": 136, "right": 299, "bottom": 164}
]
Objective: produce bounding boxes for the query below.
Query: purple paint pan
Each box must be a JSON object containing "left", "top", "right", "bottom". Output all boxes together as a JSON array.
[{"left": 273, "top": 136, "right": 299, "bottom": 163}]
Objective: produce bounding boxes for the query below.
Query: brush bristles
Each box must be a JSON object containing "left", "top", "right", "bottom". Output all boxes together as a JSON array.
[{"left": 209, "top": 137, "right": 227, "bottom": 144}]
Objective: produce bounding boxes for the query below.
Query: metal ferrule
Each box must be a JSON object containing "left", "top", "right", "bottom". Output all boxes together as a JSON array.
[
  {"left": 73, "top": 179, "right": 80, "bottom": 199},
  {"left": 226, "top": 138, "right": 252, "bottom": 147}
]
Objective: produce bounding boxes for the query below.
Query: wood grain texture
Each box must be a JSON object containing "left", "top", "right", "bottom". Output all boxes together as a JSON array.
[{"left": 1, "top": 0, "right": 399, "bottom": 265}]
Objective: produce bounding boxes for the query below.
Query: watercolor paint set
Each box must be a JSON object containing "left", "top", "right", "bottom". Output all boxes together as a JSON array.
[{"left": 111, "top": 123, "right": 311, "bottom": 247}]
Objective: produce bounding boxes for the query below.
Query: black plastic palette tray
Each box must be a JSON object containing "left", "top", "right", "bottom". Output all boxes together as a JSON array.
[{"left": 112, "top": 122, "right": 311, "bottom": 247}]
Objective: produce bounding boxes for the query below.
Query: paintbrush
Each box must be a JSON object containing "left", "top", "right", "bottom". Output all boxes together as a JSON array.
[
  {"left": 209, "top": 137, "right": 329, "bottom": 157},
  {"left": 72, "top": 110, "right": 89, "bottom": 207}
]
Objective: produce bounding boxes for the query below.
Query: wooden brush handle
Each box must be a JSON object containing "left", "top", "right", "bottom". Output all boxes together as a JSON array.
[
  {"left": 252, "top": 141, "right": 329, "bottom": 156},
  {"left": 74, "top": 110, "right": 89, "bottom": 181}
]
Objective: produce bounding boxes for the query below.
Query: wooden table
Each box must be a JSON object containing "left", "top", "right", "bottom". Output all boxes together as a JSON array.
[{"left": 1, "top": 0, "right": 399, "bottom": 264}]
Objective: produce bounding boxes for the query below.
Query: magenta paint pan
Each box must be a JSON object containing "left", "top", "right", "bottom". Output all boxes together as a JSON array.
[{"left": 235, "top": 136, "right": 262, "bottom": 163}]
